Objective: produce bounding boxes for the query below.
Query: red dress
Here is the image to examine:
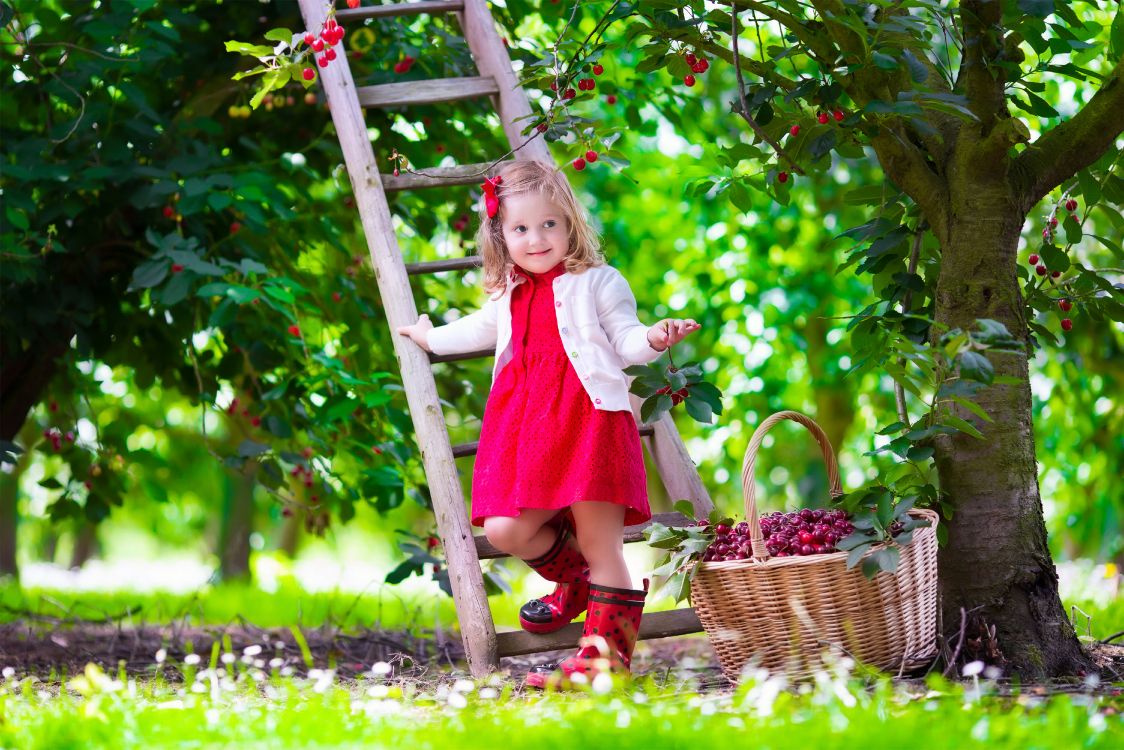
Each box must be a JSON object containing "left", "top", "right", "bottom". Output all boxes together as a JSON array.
[{"left": 470, "top": 261, "right": 651, "bottom": 527}]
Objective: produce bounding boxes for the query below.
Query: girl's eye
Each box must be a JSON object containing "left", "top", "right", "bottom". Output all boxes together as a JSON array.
[{"left": 544, "top": 220, "right": 556, "bottom": 228}]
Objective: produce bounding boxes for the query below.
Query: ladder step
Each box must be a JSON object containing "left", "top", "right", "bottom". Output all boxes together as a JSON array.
[
  {"left": 496, "top": 607, "right": 703, "bottom": 657},
  {"left": 382, "top": 162, "right": 513, "bottom": 193},
  {"left": 475, "top": 507, "right": 686, "bottom": 560},
  {"left": 358, "top": 76, "right": 499, "bottom": 109},
  {"left": 336, "top": 1, "right": 464, "bottom": 22},
  {"left": 405, "top": 257, "right": 481, "bottom": 275},
  {"left": 429, "top": 348, "right": 495, "bottom": 364}
]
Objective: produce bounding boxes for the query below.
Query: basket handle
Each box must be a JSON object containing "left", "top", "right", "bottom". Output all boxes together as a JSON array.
[{"left": 742, "top": 410, "right": 844, "bottom": 559}]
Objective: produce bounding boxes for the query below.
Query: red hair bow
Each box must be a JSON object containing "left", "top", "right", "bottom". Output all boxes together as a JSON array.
[{"left": 482, "top": 175, "right": 503, "bottom": 218}]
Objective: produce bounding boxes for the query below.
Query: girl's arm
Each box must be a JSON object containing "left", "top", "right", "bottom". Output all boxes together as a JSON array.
[
  {"left": 595, "top": 269, "right": 669, "bottom": 366},
  {"left": 399, "top": 296, "right": 499, "bottom": 356}
]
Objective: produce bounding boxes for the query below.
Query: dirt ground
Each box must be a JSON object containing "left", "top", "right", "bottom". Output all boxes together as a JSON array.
[{"left": 2, "top": 617, "right": 1122, "bottom": 697}]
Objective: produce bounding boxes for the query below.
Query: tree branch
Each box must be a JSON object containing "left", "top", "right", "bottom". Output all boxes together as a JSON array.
[
  {"left": 958, "top": 0, "right": 1006, "bottom": 134},
  {"left": 1012, "top": 56, "right": 1124, "bottom": 214}
]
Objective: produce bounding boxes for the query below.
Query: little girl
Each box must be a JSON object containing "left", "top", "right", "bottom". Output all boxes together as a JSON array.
[{"left": 397, "top": 160, "right": 700, "bottom": 689}]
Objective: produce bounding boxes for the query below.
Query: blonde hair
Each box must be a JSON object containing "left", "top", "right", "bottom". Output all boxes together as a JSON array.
[{"left": 474, "top": 160, "right": 604, "bottom": 296}]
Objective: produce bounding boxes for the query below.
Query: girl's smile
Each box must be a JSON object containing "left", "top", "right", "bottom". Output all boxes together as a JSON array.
[{"left": 500, "top": 192, "right": 570, "bottom": 272}]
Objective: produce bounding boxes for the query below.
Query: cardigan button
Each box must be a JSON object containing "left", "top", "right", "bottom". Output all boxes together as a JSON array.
[
  {"left": 555, "top": 301, "right": 562, "bottom": 307},
  {"left": 595, "top": 398, "right": 602, "bottom": 405},
  {"left": 570, "top": 351, "right": 578, "bottom": 358},
  {"left": 561, "top": 327, "right": 569, "bottom": 334}
]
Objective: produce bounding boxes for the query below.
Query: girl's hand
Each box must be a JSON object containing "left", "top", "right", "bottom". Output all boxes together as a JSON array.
[
  {"left": 396, "top": 313, "right": 434, "bottom": 352},
  {"left": 647, "top": 318, "right": 701, "bottom": 351}
]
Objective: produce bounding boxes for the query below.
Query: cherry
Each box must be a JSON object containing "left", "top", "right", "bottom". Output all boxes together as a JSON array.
[
  {"left": 1065, "top": 198, "right": 1077, "bottom": 211},
  {"left": 606, "top": 94, "right": 617, "bottom": 104},
  {"left": 572, "top": 157, "right": 586, "bottom": 171},
  {"left": 537, "top": 122, "right": 548, "bottom": 133},
  {"left": 312, "top": 38, "right": 325, "bottom": 52},
  {"left": 251, "top": 416, "right": 262, "bottom": 427},
  {"left": 592, "top": 64, "right": 604, "bottom": 75},
  {"left": 685, "top": 52, "right": 697, "bottom": 65},
  {"left": 302, "top": 68, "right": 316, "bottom": 82},
  {"left": 163, "top": 205, "right": 175, "bottom": 219},
  {"left": 304, "top": 32, "right": 316, "bottom": 46},
  {"left": 789, "top": 125, "right": 800, "bottom": 137},
  {"left": 817, "top": 112, "right": 829, "bottom": 124},
  {"left": 683, "top": 75, "right": 696, "bottom": 87},
  {"left": 1061, "top": 318, "right": 1073, "bottom": 331},
  {"left": 283, "top": 507, "right": 293, "bottom": 518},
  {"left": 1049, "top": 216, "right": 1058, "bottom": 227},
  {"left": 325, "top": 48, "right": 337, "bottom": 62},
  {"left": 1059, "top": 299, "right": 1073, "bottom": 312},
  {"left": 1035, "top": 264, "right": 1047, "bottom": 276},
  {"left": 171, "top": 263, "right": 185, "bottom": 273},
  {"left": 288, "top": 324, "right": 301, "bottom": 336},
  {"left": 777, "top": 171, "right": 789, "bottom": 184},
  {"left": 692, "top": 59, "right": 709, "bottom": 73},
  {"left": 428, "top": 536, "right": 440, "bottom": 549},
  {"left": 549, "top": 80, "right": 558, "bottom": 91},
  {"left": 1051, "top": 270, "right": 1061, "bottom": 278},
  {"left": 585, "top": 150, "right": 598, "bottom": 162},
  {"left": 372, "top": 446, "right": 383, "bottom": 454},
  {"left": 564, "top": 88, "right": 576, "bottom": 99},
  {"left": 332, "top": 291, "right": 342, "bottom": 302},
  {"left": 715, "top": 524, "right": 730, "bottom": 535},
  {"left": 230, "top": 221, "right": 242, "bottom": 234},
  {"left": 347, "top": 0, "right": 360, "bottom": 7},
  {"left": 318, "top": 55, "right": 330, "bottom": 68},
  {"left": 1028, "top": 253, "right": 1039, "bottom": 265},
  {"left": 832, "top": 108, "right": 844, "bottom": 121},
  {"left": 580, "top": 78, "right": 595, "bottom": 90}
]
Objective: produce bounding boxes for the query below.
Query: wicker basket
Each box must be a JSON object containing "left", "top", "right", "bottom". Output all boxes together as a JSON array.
[{"left": 691, "top": 410, "right": 939, "bottom": 683}]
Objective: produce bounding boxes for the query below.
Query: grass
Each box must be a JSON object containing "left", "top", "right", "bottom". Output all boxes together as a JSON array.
[{"left": 1, "top": 658, "right": 1120, "bottom": 750}]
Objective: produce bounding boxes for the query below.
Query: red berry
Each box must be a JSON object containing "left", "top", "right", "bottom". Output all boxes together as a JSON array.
[
  {"left": 789, "top": 125, "right": 800, "bottom": 137},
  {"left": 1049, "top": 216, "right": 1058, "bottom": 227},
  {"left": 163, "top": 205, "right": 175, "bottom": 219},
  {"left": 585, "top": 150, "right": 598, "bottom": 162},
  {"left": 49, "top": 401, "right": 58, "bottom": 412},
  {"left": 683, "top": 75, "right": 696, "bottom": 87},
  {"left": 251, "top": 416, "right": 262, "bottom": 427},
  {"left": 288, "top": 324, "right": 301, "bottom": 336},
  {"left": 1059, "top": 299, "right": 1073, "bottom": 312},
  {"left": 833, "top": 108, "right": 844, "bottom": 121},
  {"left": 171, "top": 263, "right": 184, "bottom": 273},
  {"left": 428, "top": 536, "right": 440, "bottom": 549},
  {"left": 778, "top": 171, "right": 789, "bottom": 183},
  {"left": 1065, "top": 198, "right": 1077, "bottom": 211},
  {"left": 332, "top": 291, "right": 342, "bottom": 302},
  {"left": 302, "top": 67, "right": 316, "bottom": 81},
  {"left": 1051, "top": 270, "right": 1061, "bottom": 278},
  {"left": 325, "top": 47, "right": 337, "bottom": 61},
  {"left": 310, "top": 495, "right": 319, "bottom": 504},
  {"left": 572, "top": 158, "right": 586, "bottom": 171},
  {"left": 1070, "top": 213, "right": 1079, "bottom": 222},
  {"left": 592, "top": 64, "right": 604, "bottom": 76},
  {"left": 1028, "top": 254, "right": 1039, "bottom": 265},
  {"left": 304, "top": 32, "right": 316, "bottom": 46},
  {"left": 606, "top": 94, "right": 617, "bottom": 104},
  {"left": 347, "top": 0, "right": 360, "bottom": 7},
  {"left": 685, "top": 52, "right": 697, "bottom": 66},
  {"left": 1061, "top": 318, "right": 1073, "bottom": 331},
  {"left": 283, "top": 507, "right": 293, "bottom": 518},
  {"left": 549, "top": 81, "right": 558, "bottom": 91},
  {"left": 817, "top": 112, "right": 829, "bottom": 124},
  {"left": 564, "top": 88, "right": 576, "bottom": 99},
  {"left": 1036, "top": 264, "right": 1047, "bottom": 276},
  {"left": 318, "top": 55, "right": 329, "bottom": 68},
  {"left": 583, "top": 78, "right": 595, "bottom": 90},
  {"left": 84, "top": 480, "right": 92, "bottom": 490},
  {"left": 372, "top": 446, "right": 383, "bottom": 454},
  {"left": 537, "top": 122, "right": 548, "bottom": 133},
  {"left": 312, "top": 38, "right": 325, "bottom": 52},
  {"left": 695, "top": 59, "right": 709, "bottom": 73}
]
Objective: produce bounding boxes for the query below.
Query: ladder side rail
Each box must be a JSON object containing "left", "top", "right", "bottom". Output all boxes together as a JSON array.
[{"left": 297, "top": 0, "right": 498, "bottom": 678}]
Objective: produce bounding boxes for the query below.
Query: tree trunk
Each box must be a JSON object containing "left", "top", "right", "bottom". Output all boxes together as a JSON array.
[
  {"left": 0, "top": 473, "right": 18, "bottom": 580},
  {"left": 69, "top": 522, "right": 100, "bottom": 569},
  {"left": 931, "top": 186, "right": 1091, "bottom": 677},
  {"left": 219, "top": 460, "right": 256, "bottom": 582}
]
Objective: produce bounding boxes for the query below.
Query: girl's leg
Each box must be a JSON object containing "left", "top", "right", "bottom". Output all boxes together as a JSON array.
[
  {"left": 482, "top": 508, "right": 561, "bottom": 559},
  {"left": 570, "top": 501, "right": 632, "bottom": 589}
]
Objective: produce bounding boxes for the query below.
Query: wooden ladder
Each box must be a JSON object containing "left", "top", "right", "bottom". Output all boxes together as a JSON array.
[{"left": 299, "top": 0, "right": 713, "bottom": 678}]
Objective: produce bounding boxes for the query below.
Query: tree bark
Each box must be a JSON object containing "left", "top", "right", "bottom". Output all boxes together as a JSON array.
[
  {"left": 219, "top": 460, "right": 256, "bottom": 582},
  {"left": 69, "top": 522, "right": 100, "bottom": 569},
  {"left": 931, "top": 155, "right": 1092, "bottom": 676},
  {"left": 0, "top": 474, "right": 18, "bottom": 580}
]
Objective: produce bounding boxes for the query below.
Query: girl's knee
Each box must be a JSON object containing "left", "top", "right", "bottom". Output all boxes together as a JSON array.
[{"left": 483, "top": 516, "right": 530, "bottom": 554}]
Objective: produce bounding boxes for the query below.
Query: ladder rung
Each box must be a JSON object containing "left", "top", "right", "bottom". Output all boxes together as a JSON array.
[
  {"left": 357, "top": 76, "right": 499, "bottom": 109},
  {"left": 474, "top": 507, "right": 686, "bottom": 560},
  {"left": 496, "top": 607, "right": 703, "bottom": 657},
  {"left": 336, "top": 1, "right": 464, "bottom": 22},
  {"left": 381, "top": 162, "right": 512, "bottom": 193},
  {"left": 429, "top": 348, "right": 494, "bottom": 364},
  {"left": 406, "top": 257, "right": 481, "bottom": 275}
]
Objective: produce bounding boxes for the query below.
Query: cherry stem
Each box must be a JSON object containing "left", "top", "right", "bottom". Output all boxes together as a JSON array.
[{"left": 666, "top": 344, "right": 677, "bottom": 370}]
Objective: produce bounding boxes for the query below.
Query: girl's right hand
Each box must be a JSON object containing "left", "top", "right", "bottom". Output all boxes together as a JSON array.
[{"left": 396, "top": 313, "right": 434, "bottom": 352}]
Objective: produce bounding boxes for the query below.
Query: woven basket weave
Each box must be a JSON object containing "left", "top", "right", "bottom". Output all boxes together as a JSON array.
[{"left": 691, "top": 410, "right": 939, "bottom": 683}]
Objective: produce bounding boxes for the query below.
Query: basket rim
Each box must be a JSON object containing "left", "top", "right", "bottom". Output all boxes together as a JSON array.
[{"left": 695, "top": 508, "right": 939, "bottom": 571}]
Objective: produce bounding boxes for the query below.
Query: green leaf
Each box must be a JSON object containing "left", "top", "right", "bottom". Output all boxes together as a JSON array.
[
  {"left": 160, "top": 272, "right": 192, "bottom": 306},
  {"left": 237, "top": 440, "right": 269, "bottom": 458},
  {"left": 950, "top": 394, "right": 994, "bottom": 423},
  {"left": 837, "top": 532, "right": 873, "bottom": 552},
  {"left": 684, "top": 396, "right": 714, "bottom": 424},
  {"left": 263, "top": 28, "right": 293, "bottom": 43},
  {"left": 846, "top": 542, "right": 872, "bottom": 570},
  {"left": 673, "top": 499, "right": 697, "bottom": 519},
  {"left": 942, "top": 414, "right": 985, "bottom": 440},
  {"left": 129, "top": 259, "right": 169, "bottom": 291},
  {"left": 958, "top": 351, "right": 994, "bottom": 384},
  {"left": 1040, "top": 242, "right": 1070, "bottom": 272},
  {"left": 640, "top": 394, "right": 672, "bottom": 424}
]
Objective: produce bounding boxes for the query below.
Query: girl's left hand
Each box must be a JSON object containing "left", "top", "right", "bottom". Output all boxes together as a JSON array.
[{"left": 647, "top": 318, "right": 701, "bottom": 352}]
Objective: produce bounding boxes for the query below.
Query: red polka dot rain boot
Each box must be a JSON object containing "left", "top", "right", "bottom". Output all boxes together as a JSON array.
[
  {"left": 519, "top": 514, "right": 590, "bottom": 634},
  {"left": 524, "top": 580, "right": 648, "bottom": 690}
]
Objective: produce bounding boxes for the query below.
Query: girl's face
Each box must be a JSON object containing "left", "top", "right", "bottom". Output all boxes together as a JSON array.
[{"left": 499, "top": 191, "right": 570, "bottom": 274}]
